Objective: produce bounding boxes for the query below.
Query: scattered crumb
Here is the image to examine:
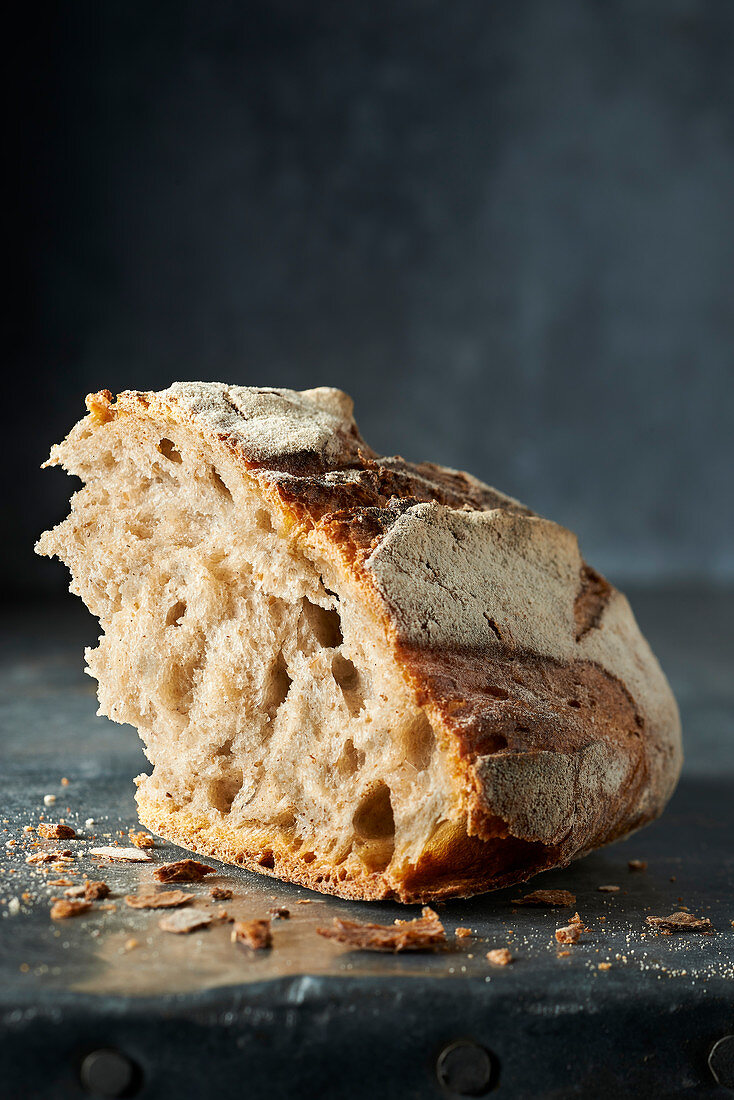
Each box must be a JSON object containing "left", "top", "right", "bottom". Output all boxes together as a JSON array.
[
  {"left": 557, "top": 950, "right": 571, "bottom": 957},
  {"left": 598, "top": 962, "right": 612, "bottom": 971},
  {"left": 7, "top": 898, "right": 20, "bottom": 916},
  {"left": 210, "top": 886, "right": 234, "bottom": 901},
  {"left": 89, "top": 846, "right": 152, "bottom": 863},
  {"left": 50, "top": 898, "right": 92, "bottom": 920},
  {"left": 646, "top": 912, "right": 714, "bottom": 935},
  {"left": 61, "top": 778, "right": 70, "bottom": 787},
  {"left": 64, "top": 885, "right": 87, "bottom": 898},
  {"left": 268, "top": 906, "right": 290, "bottom": 919},
  {"left": 555, "top": 922, "right": 588, "bottom": 944},
  {"left": 597, "top": 885, "right": 620, "bottom": 893},
  {"left": 154, "top": 859, "right": 215, "bottom": 883},
  {"left": 512, "top": 889, "right": 576, "bottom": 908},
  {"left": 26, "top": 849, "right": 73, "bottom": 865},
  {"left": 124, "top": 938, "right": 139, "bottom": 952},
  {"left": 628, "top": 860, "right": 647, "bottom": 873},
  {"left": 125, "top": 890, "right": 194, "bottom": 910},
  {"left": 669, "top": 876, "right": 676, "bottom": 883},
  {"left": 316, "top": 907, "right": 445, "bottom": 952},
  {"left": 232, "top": 918, "right": 272, "bottom": 951},
  {"left": 159, "top": 908, "right": 213, "bottom": 935},
  {"left": 22, "top": 825, "right": 35, "bottom": 834},
  {"left": 38, "top": 823, "right": 76, "bottom": 840},
  {"left": 455, "top": 927, "right": 472, "bottom": 938},
  {"left": 129, "top": 831, "right": 155, "bottom": 850},
  {"left": 84, "top": 881, "right": 111, "bottom": 901},
  {"left": 486, "top": 948, "right": 513, "bottom": 966},
  {"left": 43, "top": 795, "right": 57, "bottom": 806},
  {"left": 48, "top": 878, "right": 74, "bottom": 887},
  {"left": 85, "top": 819, "right": 95, "bottom": 828}
]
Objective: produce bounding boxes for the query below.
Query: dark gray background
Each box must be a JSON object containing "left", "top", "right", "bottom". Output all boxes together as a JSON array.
[{"left": 8, "top": 0, "right": 733, "bottom": 600}]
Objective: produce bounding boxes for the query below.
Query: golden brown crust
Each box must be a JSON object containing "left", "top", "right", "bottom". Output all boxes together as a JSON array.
[{"left": 65, "top": 385, "right": 681, "bottom": 902}]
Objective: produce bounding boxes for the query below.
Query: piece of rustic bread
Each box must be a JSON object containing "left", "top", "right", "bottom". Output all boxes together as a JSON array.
[{"left": 36, "top": 383, "right": 682, "bottom": 902}]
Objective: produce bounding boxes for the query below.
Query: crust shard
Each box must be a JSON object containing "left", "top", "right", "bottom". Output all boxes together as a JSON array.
[{"left": 36, "top": 383, "right": 682, "bottom": 903}]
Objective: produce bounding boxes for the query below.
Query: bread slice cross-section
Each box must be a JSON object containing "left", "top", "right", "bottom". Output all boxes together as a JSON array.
[{"left": 36, "top": 383, "right": 682, "bottom": 902}]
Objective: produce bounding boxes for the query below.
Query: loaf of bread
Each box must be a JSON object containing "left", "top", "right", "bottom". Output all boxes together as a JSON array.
[{"left": 37, "top": 383, "right": 682, "bottom": 902}]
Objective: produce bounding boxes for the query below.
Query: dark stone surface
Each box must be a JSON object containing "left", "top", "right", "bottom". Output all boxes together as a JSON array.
[
  {"left": 8, "top": 1, "right": 734, "bottom": 600},
  {"left": 0, "top": 588, "right": 733, "bottom": 1097}
]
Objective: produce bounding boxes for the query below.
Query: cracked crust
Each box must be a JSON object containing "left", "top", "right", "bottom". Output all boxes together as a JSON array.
[{"left": 44, "top": 384, "right": 682, "bottom": 901}]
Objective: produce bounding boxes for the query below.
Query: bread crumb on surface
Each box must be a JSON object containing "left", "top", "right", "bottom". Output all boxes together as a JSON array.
[
  {"left": 60, "top": 778, "right": 70, "bottom": 787},
  {"left": 129, "top": 831, "right": 155, "bottom": 850},
  {"left": 89, "top": 846, "right": 152, "bottom": 863},
  {"left": 597, "top": 885, "right": 620, "bottom": 893},
  {"left": 598, "top": 962, "right": 612, "bottom": 970},
  {"left": 43, "top": 795, "right": 57, "bottom": 806},
  {"left": 628, "top": 860, "right": 647, "bottom": 872},
  {"left": 38, "top": 823, "right": 76, "bottom": 840},
  {"left": 159, "top": 907, "right": 213, "bottom": 934},
  {"left": 124, "top": 938, "right": 139, "bottom": 952},
  {"left": 154, "top": 859, "right": 215, "bottom": 883},
  {"left": 83, "top": 880, "right": 110, "bottom": 900},
  {"left": 26, "top": 849, "right": 73, "bottom": 865},
  {"left": 268, "top": 905, "right": 290, "bottom": 919},
  {"left": 232, "top": 918, "right": 273, "bottom": 951},
  {"left": 125, "top": 889, "right": 194, "bottom": 909},
  {"left": 486, "top": 948, "right": 513, "bottom": 966},
  {"left": 50, "top": 898, "right": 92, "bottom": 920},
  {"left": 210, "top": 886, "right": 234, "bottom": 901},
  {"left": 316, "top": 907, "right": 446, "bottom": 952},
  {"left": 7, "top": 898, "right": 21, "bottom": 916},
  {"left": 555, "top": 923, "right": 584, "bottom": 944},
  {"left": 646, "top": 912, "right": 714, "bottom": 935},
  {"left": 455, "top": 927, "right": 473, "bottom": 938},
  {"left": 512, "top": 889, "right": 576, "bottom": 908}
]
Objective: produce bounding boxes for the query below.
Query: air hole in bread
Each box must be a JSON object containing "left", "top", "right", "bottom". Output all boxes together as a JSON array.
[
  {"left": 211, "top": 469, "right": 233, "bottom": 502},
  {"left": 158, "top": 438, "right": 182, "bottom": 463},
  {"left": 337, "top": 738, "right": 366, "bottom": 777},
  {"left": 332, "top": 654, "right": 365, "bottom": 715},
  {"left": 403, "top": 713, "right": 436, "bottom": 771},
  {"left": 353, "top": 782, "right": 395, "bottom": 872},
  {"left": 208, "top": 772, "right": 242, "bottom": 814},
  {"left": 567, "top": 699, "right": 581, "bottom": 709},
  {"left": 266, "top": 652, "right": 292, "bottom": 715},
  {"left": 485, "top": 684, "right": 510, "bottom": 700},
  {"left": 353, "top": 782, "right": 395, "bottom": 841},
  {"left": 302, "top": 600, "right": 343, "bottom": 649},
  {"left": 166, "top": 600, "right": 187, "bottom": 627}
]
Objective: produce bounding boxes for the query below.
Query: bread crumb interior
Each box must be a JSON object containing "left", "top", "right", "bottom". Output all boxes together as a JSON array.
[{"left": 37, "top": 414, "right": 453, "bottom": 888}]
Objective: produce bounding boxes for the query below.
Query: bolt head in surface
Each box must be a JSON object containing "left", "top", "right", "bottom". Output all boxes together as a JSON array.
[
  {"left": 436, "top": 1039, "right": 495, "bottom": 1096},
  {"left": 79, "top": 1048, "right": 139, "bottom": 1097},
  {"left": 709, "top": 1036, "right": 734, "bottom": 1089}
]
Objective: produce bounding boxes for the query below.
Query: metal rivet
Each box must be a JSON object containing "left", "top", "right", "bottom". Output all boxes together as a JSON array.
[
  {"left": 709, "top": 1036, "right": 734, "bottom": 1089},
  {"left": 436, "top": 1039, "right": 495, "bottom": 1096},
  {"left": 79, "top": 1048, "right": 140, "bottom": 1098}
]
